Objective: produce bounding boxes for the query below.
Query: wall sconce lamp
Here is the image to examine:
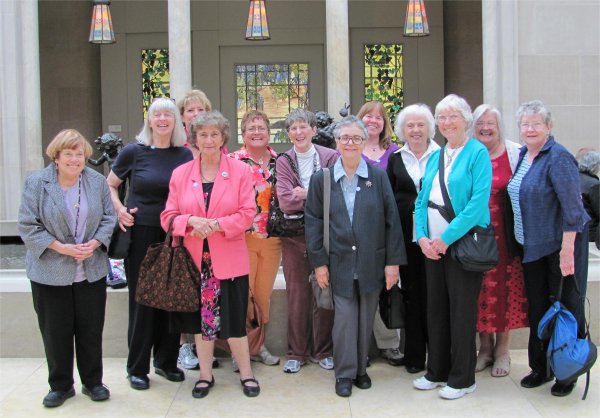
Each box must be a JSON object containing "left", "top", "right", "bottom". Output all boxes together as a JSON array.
[
  {"left": 89, "top": 0, "right": 115, "bottom": 44},
  {"left": 245, "top": 0, "right": 270, "bottom": 40},
  {"left": 404, "top": 0, "right": 430, "bottom": 37}
]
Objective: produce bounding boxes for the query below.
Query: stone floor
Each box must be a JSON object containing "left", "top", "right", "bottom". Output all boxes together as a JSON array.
[{"left": 0, "top": 350, "right": 598, "bottom": 417}]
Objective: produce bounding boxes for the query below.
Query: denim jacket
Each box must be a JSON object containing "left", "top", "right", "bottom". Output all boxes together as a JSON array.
[{"left": 512, "top": 136, "right": 590, "bottom": 263}]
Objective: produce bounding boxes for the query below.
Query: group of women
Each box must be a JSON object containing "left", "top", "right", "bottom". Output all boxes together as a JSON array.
[{"left": 18, "top": 88, "right": 591, "bottom": 407}]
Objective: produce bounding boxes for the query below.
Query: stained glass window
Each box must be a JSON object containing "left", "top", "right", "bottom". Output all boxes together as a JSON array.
[
  {"left": 235, "top": 63, "right": 309, "bottom": 144},
  {"left": 142, "top": 48, "right": 170, "bottom": 118},
  {"left": 364, "top": 44, "right": 404, "bottom": 128}
]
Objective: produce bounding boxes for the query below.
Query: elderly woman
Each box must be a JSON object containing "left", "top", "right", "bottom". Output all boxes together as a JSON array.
[
  {"left": 178, "top": 89, "right": 212, "bottom": 159},
  {"left": 161, "top": 111, "right": 259, "bottom": 398},
  {"left": 413, "top": 94, "right": 492, "bottom": 400},
  {"left": 107, "top": 98, "right": 193, "bottom": 390},
  {"left": 228, "top": 110, "right": 281, "bottom": 368},
  {"left": 470, "top": 105, "right": 528, "bottom": 378},
  {"left": 386, "top": 104, "right": 440, "bottom": 374},
  {"left": 176, "top": 89, "right": 214, "bottom": 371},
  {"left": 306, "top": 115, "right": 405, "bottom": 397},
  {"left": 576, "top": 149, "right": 600, "bottom": 244},
  {"left": 357, "top": 100, "right": 403, "bottom": 365},
  {"left": 277, "top": 108, "right": 338, "bottom": 374},
  {"left": 19, "top": 129, "right": 116, "bottom": 407},
  {"left": 508, "top": 100, "right": 590, "bottom": 397}
]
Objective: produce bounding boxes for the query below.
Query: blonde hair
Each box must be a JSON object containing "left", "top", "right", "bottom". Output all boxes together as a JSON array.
[
  {"left": 356, "top": 101, "right": 394, "bottom": 149},
  {"left": 46, "top": 129, "right": 93, "bottom": 161},
  {"left": 177, "top": 89, "right": 212, "bottom": 114}
]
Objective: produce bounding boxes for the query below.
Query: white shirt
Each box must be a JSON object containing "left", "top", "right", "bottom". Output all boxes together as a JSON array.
[
  {"left": 398, "top": 140, "right": 441, "bottom": 191},
  {"left": 295, "top": 145, "right": 319, "bottom": 189}
]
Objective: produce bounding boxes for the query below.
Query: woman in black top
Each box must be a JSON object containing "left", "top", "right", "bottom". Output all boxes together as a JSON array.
[{"left": 107, "top": 98, "right": 193, "bottom": 390}]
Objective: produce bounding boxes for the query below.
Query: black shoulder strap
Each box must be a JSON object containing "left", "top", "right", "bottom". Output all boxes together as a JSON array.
[
  {"left": 438, "top": 148, "right": 456, "bottom": 220},
  {"left": 276, "top": 152, "right": 301, "bottom": 184}
]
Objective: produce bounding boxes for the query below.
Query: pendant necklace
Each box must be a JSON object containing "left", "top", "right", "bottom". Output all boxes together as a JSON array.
[{"left": 445, "top": 147, "right": 458, "bottom": 168}]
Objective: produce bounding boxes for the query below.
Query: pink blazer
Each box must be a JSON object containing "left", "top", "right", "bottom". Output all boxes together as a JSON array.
[{"left": 161, "top": 156, "right": 256, "bottom": 280}]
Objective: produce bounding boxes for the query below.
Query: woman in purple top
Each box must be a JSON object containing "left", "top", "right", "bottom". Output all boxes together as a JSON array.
[
  {"left": 356, "top": 100, "right": 403, "bottom": 365},
  {"left": 358, "top": 101, "right": 400, "bottom": 171}
]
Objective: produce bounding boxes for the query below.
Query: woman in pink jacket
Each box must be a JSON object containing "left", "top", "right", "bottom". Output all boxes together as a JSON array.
[{"left": 161, "top": 111, "right": 258, "bottom": 398}]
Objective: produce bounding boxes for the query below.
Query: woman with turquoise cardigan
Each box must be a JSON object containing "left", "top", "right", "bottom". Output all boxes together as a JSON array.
[{"left": 412, "top": 94, "right": 492, "bottom": 400}]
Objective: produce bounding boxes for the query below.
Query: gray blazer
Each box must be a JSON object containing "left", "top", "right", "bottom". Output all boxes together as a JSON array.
[
  {"left": 305, "top": 164, "right": 407, "bottom": 298},
  {"left": 18, "top": 164, "right": 117, "bottom": 285}
]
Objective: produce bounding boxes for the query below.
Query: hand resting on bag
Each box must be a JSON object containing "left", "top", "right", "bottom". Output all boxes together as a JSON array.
[
  {"left": 314, "top": 265, "right": 330, "bottom": 289},
  {"left": 384, "top": 265, "right": 400, "bottom": 290}
]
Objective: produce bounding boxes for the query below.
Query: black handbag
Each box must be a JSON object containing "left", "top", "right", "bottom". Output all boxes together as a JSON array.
[
  {"left": 309, "top": 167, "right": 334, "bottom": 310},
  {"left": 108, "top": 146, "right": 137, "bottom": 259},
  {"left": 267, "top": 153, "right": 305, "bottom": 237},
  {"left": 135, "top": 217, "right": 200, "bottom": 312},
  {"left": 436, "top": 147, "right": 498, "bottom": 272},
  {"left": 379, "top": 286, "right": 407, "bottom": 329}
]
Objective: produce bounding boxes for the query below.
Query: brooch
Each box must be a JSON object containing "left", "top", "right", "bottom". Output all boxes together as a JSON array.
[
  {"left": 222, "top": 171, "right": 229, "bottom": 178},
  {"left": 365, "top": 180, "right": 372, "bottom": 188}
]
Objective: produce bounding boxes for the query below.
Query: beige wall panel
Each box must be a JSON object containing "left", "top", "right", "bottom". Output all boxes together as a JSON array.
[
  {"left": 519, "top": 56, "right": 581, "bottom": 106},
  {"left": 548, "top": 106, "right": 600, "bottom": 154},
  {"left": 581, "top": 55, "right": 600, "bottom": 106}
]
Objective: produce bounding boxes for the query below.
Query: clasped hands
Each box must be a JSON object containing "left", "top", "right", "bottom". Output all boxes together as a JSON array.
[
  {"left": 56, "top": 240, "right": 101, "bottom": 262},
  {"left": 188, "top": 216, "right": 220, "bottom": 239},
  {"left": 418, "top": 237, "right": 449, "bottom": 260}
]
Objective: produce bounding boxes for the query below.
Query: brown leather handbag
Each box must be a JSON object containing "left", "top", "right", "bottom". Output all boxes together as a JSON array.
[{"left": 135, "top": 217, "right": 200, "bottom": 312}]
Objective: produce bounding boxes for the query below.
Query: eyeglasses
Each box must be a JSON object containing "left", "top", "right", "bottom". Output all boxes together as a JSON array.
[
  {"left": 437, "top": 114, "right": 462, "bottom": 123},
  {"left": 475, "top": 121, "right": 497, "bottom": 128},
  {"left": 519, "top": 122, "right": 546, "bottom": 130},
  {"left": 61, "top": 151, "right": 85, "bottom": 159},
  {"left": 245, "top": 126, "right": 267, "bottom": 133},
  {"left": 337, "top": 135, "right": 365, "bottom": 145}
]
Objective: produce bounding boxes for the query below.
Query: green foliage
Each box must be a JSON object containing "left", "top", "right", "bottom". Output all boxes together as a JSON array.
[
  {"left": 364, "top": 44, "right": 404, "bottom": 135},
  {"left": 142, "top": 49, "right": 170, "bottom": 118}
]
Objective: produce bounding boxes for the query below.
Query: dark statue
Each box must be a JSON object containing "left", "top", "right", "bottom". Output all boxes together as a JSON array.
[
  {"left": 88, "top": 133, "right": 123, "bottom": 169},
  {"left": 311, "top": 103, "right": 351, "bottom": 149}
]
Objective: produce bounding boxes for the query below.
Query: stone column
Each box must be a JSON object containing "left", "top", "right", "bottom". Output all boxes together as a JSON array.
[
  {"left": 482, "top": 0, "right": 519, "bottom": 139},
  {"left": 0, "top": 0, "right": 43, "bottom": 235},
  {"left": 168, "top": 0, "right": 192, "bottom": 102},
  {"left": 325, "top": 0, "right": 350, "bottom": 115}
]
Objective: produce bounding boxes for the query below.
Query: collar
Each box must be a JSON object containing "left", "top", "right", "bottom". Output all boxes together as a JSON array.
[
  {"left": 233, "top": 146, "right": 277, "bottom": 162},
  {"left": 398, "top": 140, "right": 441, "bottom": 158},
  {"left": 333, "top": 158, "right": 369, "bottom": 182},
  {"left": 519, "top": 135, "right": 555, "bottom": 158}
]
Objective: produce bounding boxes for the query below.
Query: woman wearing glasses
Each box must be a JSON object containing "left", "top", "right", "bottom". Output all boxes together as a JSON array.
[
  {"left": 305, "top": 116, "right": 405, "bottom": 397},
  {"left": 413, "top": 94, "right": 492, "bottom": 400},
  {"left": 508, "top": 100, "right": 590, "bottom": 397},
  {"left": 228, "top": 110, "right": 281, "bottom": 369}
]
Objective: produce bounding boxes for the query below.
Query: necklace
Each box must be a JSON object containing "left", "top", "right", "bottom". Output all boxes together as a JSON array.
[
  {"left": 445, "top": 147, "right": 458, "bottom": 168},
  {"left": 200, "top": 160, "right": 218, "bottom": 183}
]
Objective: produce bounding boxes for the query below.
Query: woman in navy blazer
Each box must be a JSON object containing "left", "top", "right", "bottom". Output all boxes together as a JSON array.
[{"left": 19, "top": 129, "right": 116, "bottom": 407}]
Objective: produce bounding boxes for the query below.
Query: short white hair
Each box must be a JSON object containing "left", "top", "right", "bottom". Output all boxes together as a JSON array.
[
  {"left": 136, "top": 98, "right": 187, "bottom": 147},
  {"left": 469, "top": 104, "right": 504, "bottom": 141},
  {"left": 394, "top": 103, "right": 436, "bottom": 142},
  {"left": 434, "top": 94, "right": 473, "bottom": 131}
]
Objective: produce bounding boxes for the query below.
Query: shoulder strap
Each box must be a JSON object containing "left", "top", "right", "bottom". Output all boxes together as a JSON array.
[
  {"left": 438, "top": 148, "right": 456, "bottom": 220},
  {"left": 323, "top": 167, "right": 330, "bottom": 256},
  {"left": 277, "top": 152, "right": 301, "bottom": 184}
]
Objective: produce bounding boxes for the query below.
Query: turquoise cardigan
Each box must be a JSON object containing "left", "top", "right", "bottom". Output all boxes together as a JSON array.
[{"left": 415, "top": 138, "right": 492, "bottom": 245}]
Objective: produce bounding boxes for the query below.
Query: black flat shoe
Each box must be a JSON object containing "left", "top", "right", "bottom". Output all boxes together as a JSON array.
[
  {"left": 82, "top": 384, "right": 110, "bottom": 401},
  {"left": 192, "top": 376, "right": 215, "bottom": 399},
  {"left": 42, "top": 387, "right": 75, "bottom": 407},
  {"left": 335, "top": 378, "right": 353, "bottom": 397},
  {"left": 155, "top": 367, "right": 185, "bottom": 382},
  {"left": 128, "top": 374, "right": 149, "bottom": 390},
  {"left": 405, "top": 365, "right": 425, "bottom": 374},
  {"left": 240, "top": 377, "right": 260, "bottom": 397},
  {"left": 551, "top": 380, "right": 576, "bottom": 397},
  {"left": 353, "top": 373, "right": 372, "bottom": 389},
  {"left": 520, "top": 371, "right": 553, "bottom": 388}
]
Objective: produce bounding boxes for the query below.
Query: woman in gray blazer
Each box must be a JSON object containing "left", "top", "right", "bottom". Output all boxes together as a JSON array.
[
  {"left": 18, "top": 129, "right": 116, "bottom": 408},
  {"left": 305, "top": 116, "right": 406, "bottom": 397}
]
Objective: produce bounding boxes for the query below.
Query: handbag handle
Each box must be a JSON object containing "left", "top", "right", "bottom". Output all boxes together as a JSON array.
[{"left": 164, "top": 216, "right": 183, "bottom": 247}]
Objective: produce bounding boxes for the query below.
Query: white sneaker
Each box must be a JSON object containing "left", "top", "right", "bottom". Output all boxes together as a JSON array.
[
  {"left": 439, "top": 384, "right": 476, "bottom": 400},
  {"left": 283, "top": 359, "right": 306, "bottom": 373},
  {"left": 178, "top": 343, "right": 199, "bottom": 370},
  {"left": 318, "top": 357, "right": 334, "bottom": 370},
  {"left": 413, "top": 376, "right": 446, "bottom": 390},
  {"left": 250, "top": 345, "right": 280, "bottom": 366}
]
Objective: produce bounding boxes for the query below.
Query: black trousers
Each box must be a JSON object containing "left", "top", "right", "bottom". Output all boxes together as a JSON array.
[
  {"left": 125, "top": 224, "right": 180, "bottom": 376},
  {"left": 424, "top": 254, "right": 483, "bottom": 389},
  {"left": 521, "top": 230, "right": 589, "bottom": 379},
  {"left": 31, "top": 279, "right": 106, "bottom": 391},
  {"left": 401, "top": 242, "right": 428, "bottom": 369}
]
